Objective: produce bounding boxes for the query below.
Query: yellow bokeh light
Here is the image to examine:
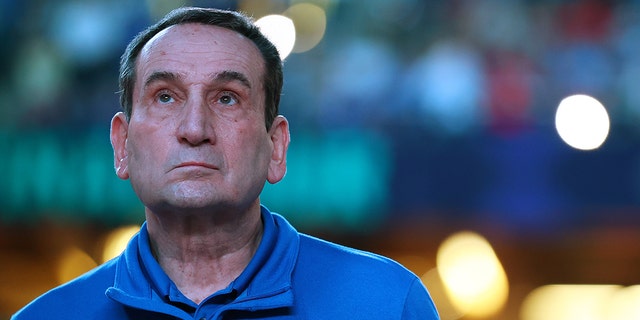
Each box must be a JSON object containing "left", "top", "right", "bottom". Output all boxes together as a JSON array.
[
  {"left": 555, "top": 94, "right": 610, "bottom": 151},
  {"left": 102, "top": 225, "right": 140, "bottom": 263},
  {"left": 284, "top": 3, "right": 327, "bottom": 53},
  {"left": 421, "top": 268, "right": 465, "bottom": 320},
  {"left": 521, "top": 284, "right": 622, "bottom": 320},
  {"left": 56, "top": 247, "right": 97, "bottom": 284},
  {"left": 238, "top": 0, "right": 287, "bottom": 18},
  {"left": 255, "top": 14, "right": 296, "bottom": 59},
  {"left": 605, "top": 285, "right": 640, "bottom": 319},
  {"left": 436, "top": 231, "right": 509, "bottom": 318}
]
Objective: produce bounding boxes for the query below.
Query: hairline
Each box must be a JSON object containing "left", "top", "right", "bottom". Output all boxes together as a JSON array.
[
  {"left": 131, "top": 22, "right": 267, "bottom": 117},
  {"left": 119, "top": 8, "right": 282, "bottom": 129}
]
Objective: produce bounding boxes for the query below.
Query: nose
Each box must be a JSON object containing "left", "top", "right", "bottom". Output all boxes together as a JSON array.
[{"left": 176, "top": 96, "right": 216, "bottom": 146}]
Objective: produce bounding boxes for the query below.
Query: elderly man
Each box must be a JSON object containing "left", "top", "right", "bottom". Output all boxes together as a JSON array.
[{"left": 13, "top": 7, "right": 439, "bottom": 319}]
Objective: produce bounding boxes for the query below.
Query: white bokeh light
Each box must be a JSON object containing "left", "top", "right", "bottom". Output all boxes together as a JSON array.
[
  {"left": 555, "top": 94, "right": 610, "bottom": 151},
  {"left": 255, "top": 14, "right": 296, "bottom": 60}
]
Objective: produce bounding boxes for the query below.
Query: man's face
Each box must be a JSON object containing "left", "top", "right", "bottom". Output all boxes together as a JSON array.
[{"left": 110, "top": 23, "right": 288, "bottom": 215}]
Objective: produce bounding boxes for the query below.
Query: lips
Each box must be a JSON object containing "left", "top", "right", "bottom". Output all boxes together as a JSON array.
[{"left": 175, "top": 161, "right": 218, "bottom": 170}]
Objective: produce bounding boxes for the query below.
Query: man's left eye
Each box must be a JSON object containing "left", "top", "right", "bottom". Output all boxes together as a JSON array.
[{"left": 218, "top": 93, "right": 238, "bottom": 106}]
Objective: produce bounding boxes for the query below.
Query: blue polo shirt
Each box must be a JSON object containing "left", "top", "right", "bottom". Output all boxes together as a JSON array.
[{"left": 13, "top": 206, "right": 439, "bottom": 319}]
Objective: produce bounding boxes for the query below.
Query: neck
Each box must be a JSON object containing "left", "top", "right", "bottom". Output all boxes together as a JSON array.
[{"left": 145, "top": 204, "right": 264, "bottom": 304}]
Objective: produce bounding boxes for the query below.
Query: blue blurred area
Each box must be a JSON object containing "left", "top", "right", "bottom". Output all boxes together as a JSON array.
[{"left": 2, "top": 0, "right": 640, "bottom": 235}]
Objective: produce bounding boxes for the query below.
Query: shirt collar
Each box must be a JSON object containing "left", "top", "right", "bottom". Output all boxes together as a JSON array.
[{"left": 108, "top": 205, "right": 299, "bottom": 311}]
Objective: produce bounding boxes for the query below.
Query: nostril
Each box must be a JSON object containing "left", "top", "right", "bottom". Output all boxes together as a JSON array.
[{"left": 177, "top": 110, "right": 215, "bottom": 146}]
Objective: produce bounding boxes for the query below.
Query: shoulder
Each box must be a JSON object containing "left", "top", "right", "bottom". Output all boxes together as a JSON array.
[
  {"left": 297, "top": 233, "right": 414, "bottom": 278},
  {"left": 291, "top": 233, "right": 439, "bottom": 319},
  {"left": 295, "top": 233, "right": 420, "bottom": 292},
  {"left": 12, "top": 259, "right": 120, "bottom": 319}
]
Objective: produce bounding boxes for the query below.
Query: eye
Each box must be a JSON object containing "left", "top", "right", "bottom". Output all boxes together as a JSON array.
[
  {"left": 157, "top": 91, "right": 175, "bottom": 104},
  {"left": 217, "top": 92, "right": 238, "bottom": 106}
]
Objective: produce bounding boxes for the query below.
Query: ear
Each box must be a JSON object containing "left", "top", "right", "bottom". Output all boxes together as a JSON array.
[
  {"left": 266, "top": 115, "right": 290, "bottom": 184},
  {"left": 110, "top": 112, "right": 130, "bottom": 180}
]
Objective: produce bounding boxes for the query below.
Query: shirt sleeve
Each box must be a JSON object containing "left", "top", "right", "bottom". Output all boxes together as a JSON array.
[{"left": 401, "top": 278, "right": 440, "bottom": 320}]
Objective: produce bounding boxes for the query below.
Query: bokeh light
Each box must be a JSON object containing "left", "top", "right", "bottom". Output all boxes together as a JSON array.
[
  {"left": 555, "top": 94, "right": 610, "bottom": 151},
  {"left": 436, "top": 231, "right": 509, "bottom": 318},
  {"left": 421, "top": 268, "right": 464, "bottom": 320},
  {"left": 605, "top": 285, "right": 640, "bottom": 319},
  {"left": 521, "top": 284, "right": 621, "bottom": 320},
  {"left": 255, "top": 14, "right": 296, "bottom": 59},
  {"left": 102, "top": 225, "right": 140, "bottom": 263},
  {"left": 56, "top": 247, "right": 97, "bottom": 284},
  {"left": 284, "top": 3, "right": 327, "bottom": 53}
]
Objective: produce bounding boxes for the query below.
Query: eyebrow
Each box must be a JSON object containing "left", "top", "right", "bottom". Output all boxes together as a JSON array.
[
  {"left": 144, "top": 71, "right": 181, "bottom": 89},
  {"left": 212, "top": 70, "right": 252, "bottom": 89},
  {"left": 143, "top": 70, "right": 252, "bottom": 89}
]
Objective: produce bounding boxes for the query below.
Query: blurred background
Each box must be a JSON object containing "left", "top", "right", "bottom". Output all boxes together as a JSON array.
[{"left": 2, "top": 0, "right": 640, "bottom": 319}]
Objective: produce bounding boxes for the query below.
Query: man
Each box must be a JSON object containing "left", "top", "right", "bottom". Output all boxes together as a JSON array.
[{"left": 13, "top": 7, "right": 439, "bottom": 319}]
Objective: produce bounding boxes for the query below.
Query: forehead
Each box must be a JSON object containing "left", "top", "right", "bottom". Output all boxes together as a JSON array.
[{"left": 136, "top": 23, "right": 264, "bottom": 87}]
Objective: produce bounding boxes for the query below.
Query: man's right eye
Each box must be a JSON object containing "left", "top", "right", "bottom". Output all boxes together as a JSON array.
[{"left": 158, "top": 92, "right": 174, "bottom": 104}]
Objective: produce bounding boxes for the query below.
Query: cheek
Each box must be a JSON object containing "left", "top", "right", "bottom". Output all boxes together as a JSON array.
[
  {"left": 224, "top": 127, "right": 270, "bottom": 166},
  {"left": 126, "top": 126, "right": 166, "bottom": 174},
  {"left": 238, "top": 125, "right": 269, "bottom": 150}
]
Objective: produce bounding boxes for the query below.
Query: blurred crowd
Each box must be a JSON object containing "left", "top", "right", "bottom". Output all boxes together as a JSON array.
[
  {"left": 3, "top": 0, "right": 640, "bottom": 131},
  {"left": 286, "top": 0, "right": 640, "bottom": 133}
]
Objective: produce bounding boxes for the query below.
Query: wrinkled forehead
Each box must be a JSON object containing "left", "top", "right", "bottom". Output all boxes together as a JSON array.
[{"left": 135, "top": 23, "right": 265, "bottom": 88}]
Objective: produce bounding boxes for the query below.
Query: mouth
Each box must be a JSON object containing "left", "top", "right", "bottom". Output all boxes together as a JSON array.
[{"left": 175, "top": 162, "right": 218, "bottom": 170}]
